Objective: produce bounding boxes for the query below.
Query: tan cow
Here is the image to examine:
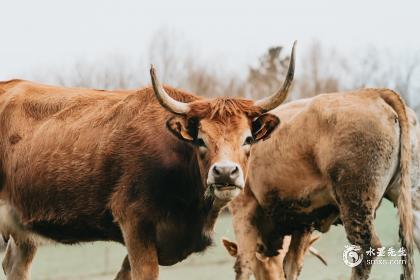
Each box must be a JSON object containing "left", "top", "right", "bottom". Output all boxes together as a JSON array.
[
  {"left": 225, "top": 90, "right": 420, "bottom": 280},
  {"left": 0, "top": 43, "right": 297, "bottom": 280}
]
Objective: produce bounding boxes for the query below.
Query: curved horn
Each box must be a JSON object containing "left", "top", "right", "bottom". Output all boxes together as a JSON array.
[
  {"left": 254, "top": 41, "right": 297, "bottom": 112},
  {"left": 150, "top": 65, "right": 190, "bottom": 115},
  {"left": 309, "top": 247, "right": 328, "bottom": 266}
]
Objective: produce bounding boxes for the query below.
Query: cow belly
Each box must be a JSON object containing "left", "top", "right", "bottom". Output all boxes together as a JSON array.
[
  {"left": 256, "top": 201, "right": 340, "bottom": 237},
  {"left": 0, "top": 200, "right": 53, "bottom": 245},
  {"left": 29, "top": 219, "right": 122, "bottom": 244},
  {"left": 28, "top": 211, "right": 123, "bottom": 244},
  {"left": 0, "top": 200, "right": 122, "bottom": 244}
]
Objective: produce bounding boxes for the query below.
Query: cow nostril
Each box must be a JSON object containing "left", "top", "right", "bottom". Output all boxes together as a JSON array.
[
  {"left": 231, "top": 166, "right": 239, "bottom": 175},
  {"left": 213, "top": 166, "right": 221, "bottom": 175}
]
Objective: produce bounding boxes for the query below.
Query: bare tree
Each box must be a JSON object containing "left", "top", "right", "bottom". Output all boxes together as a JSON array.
[
  {"left": 391, "top": 55, "right": 419, "bottom": 106},
  {"left": 32, "top": 53, "right": 141, "bottom": 90},
  {"left": 245, "top": 46, "right": 291, "bottom": 99},
  {"left": 295, "top": 42, "right": 344, "bottom": 99},
  {"left": 147, "top": 28, "right": 189, "bottom": 86},
  {"left": 27, "top": 33, "right": 420, "bottom": 117}
]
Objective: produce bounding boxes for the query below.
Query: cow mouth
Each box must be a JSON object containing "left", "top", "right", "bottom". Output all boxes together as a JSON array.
[
  {"left": 211, "top": 183, "right": 242, "bottom": 191},
  {"left": 205, "top": 183, "right": 243, "bottom": 200}
]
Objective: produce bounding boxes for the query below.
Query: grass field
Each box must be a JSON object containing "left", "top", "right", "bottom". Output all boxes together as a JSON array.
[{"left": 0, "top": 200, "right": 419, "bottom": 279}]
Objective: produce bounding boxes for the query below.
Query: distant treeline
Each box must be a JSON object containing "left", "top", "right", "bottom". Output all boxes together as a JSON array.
[{"left": 31, "top": 30, "right": 420, "bottom": 115}]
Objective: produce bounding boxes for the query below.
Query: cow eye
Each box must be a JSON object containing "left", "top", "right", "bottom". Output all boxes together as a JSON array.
[
  {"left": 243, "top": 136, "right": 254, "bottom": 146},
  {"left": 196, "top": 138, "right": 207, "bottom": 148}
]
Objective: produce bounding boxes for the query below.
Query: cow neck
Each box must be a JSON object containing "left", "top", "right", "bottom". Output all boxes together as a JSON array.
[{"left": 186, "top": 147, "right": 208, "bottom": 206}]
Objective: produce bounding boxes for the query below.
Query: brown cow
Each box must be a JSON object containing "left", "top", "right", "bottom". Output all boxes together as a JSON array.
[
  {"left": 0, "top": 43, "right": 297, "bottom": 280},
  {"left": 226, "top": 90, "right": 420, "bottom": 280}
]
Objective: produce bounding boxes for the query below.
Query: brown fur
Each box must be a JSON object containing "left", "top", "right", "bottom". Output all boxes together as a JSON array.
[
  {"left": 187, "top": 98, "right": 262, "bottom": 121},
  {"left": 0, "top": 80, "right": 280, "bottom": 280},
  {"left": 228, "top": 88, "right": 419, "bottom": 280}
]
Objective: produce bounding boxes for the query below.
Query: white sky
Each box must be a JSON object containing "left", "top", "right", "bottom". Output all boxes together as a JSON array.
[{"left": 0, "top": 0, "right": 419, "bottom": 103}]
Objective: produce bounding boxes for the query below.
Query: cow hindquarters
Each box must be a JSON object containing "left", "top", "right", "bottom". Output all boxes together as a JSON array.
[
  {"left": 330, "top": 160, "right": 386, "bottom": 280},
  {"left": 333, "top": 179, "right": 382, "bottom": 280},
  {"left": 2, "top": 236, "right": 37, "bottom": 280}
]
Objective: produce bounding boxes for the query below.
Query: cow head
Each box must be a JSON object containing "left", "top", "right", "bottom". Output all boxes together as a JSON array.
[
  {"left": 150, "top": 42, "right": 296, "bottom": 202},
  {"left": 222, "top": 236, "right": 326, "bottom": 280}
]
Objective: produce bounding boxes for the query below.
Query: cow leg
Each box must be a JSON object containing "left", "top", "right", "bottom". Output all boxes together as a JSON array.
[
  {"left": 114, "top": 255, "right": 131, "bottom": 280},
  {"left": 339, "top": 204, "right": 380, "bottom": 280},
  {"left": 334, "top": 185, "right": 381, "bottom": 280},
  {"left": 120, "top": 221, "right": 158, "bottom": 280},
  {"left": 229, "top": 187, "right": 260, "bottom": 280},
  {"left": 283, "top": 230, "right": 312, "bottom": 280},
  {"left": 2, "top": 236, "right": 37, "bottom": 280}
]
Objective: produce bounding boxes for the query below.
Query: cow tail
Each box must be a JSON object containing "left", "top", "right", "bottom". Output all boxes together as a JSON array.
[{"left": 380, "top": 89, "right": 414, "bottom": 280}]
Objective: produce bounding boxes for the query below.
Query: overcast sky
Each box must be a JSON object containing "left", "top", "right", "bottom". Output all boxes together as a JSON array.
[{"left": 0, "top": 0, "right": 419, "bottom": 103}]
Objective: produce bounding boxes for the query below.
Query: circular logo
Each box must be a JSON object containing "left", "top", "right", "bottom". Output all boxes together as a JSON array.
[{"left": 343, "top": 245, "right": 363, "bottom": 267}]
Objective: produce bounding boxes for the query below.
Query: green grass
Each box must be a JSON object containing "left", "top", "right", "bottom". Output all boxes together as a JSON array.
[{"left": 1, "top": 200, "right": 419, "bottom": 279}]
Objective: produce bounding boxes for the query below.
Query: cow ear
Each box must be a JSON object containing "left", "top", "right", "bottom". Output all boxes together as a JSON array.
[
  {"left": 251, "top": 113, "right": 280, "bottom": 142},
  {"left": 166, "top": 116, "right": 198, "bottom": 142},
  {"left": 222, "top": 238, "right": 238, "bottom": 257}
]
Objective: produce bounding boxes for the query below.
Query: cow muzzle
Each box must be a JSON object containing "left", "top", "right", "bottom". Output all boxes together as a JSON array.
[{"left": 206, "top": 160, "right": 244, "bottom": 201}]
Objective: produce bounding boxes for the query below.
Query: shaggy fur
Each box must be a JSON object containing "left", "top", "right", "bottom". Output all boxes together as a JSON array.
[
  {"left": 228, "top": 88, "right": 419, "bottom": 280},
  {"left": 0, "top": 80, "right": 279, "bottom": 280}
]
